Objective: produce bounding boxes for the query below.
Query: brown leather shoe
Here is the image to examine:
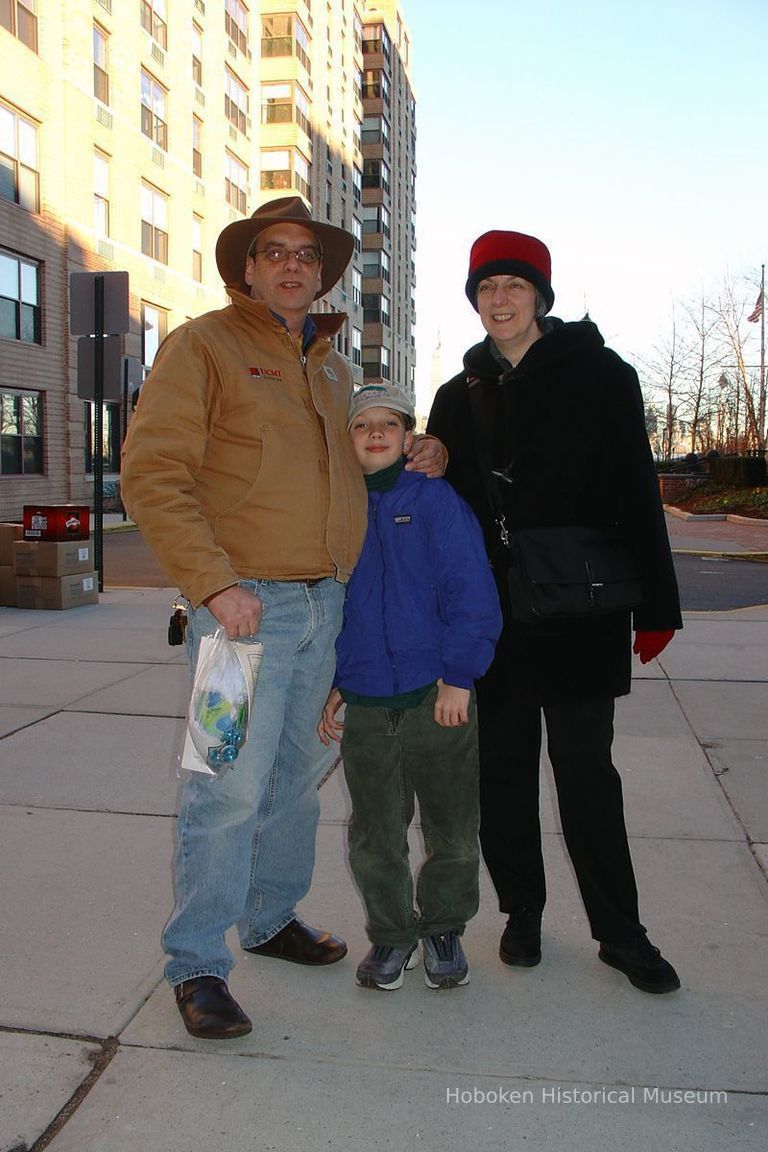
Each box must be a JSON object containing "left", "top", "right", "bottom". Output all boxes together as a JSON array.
[
  {"left": 244, "top": 918, "right": 347, "bottom": 966},
  {"left": 174, "top": 977, "right": 252, "bottom": 1039}
]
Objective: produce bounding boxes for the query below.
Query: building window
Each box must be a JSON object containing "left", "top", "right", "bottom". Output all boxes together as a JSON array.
[
  {"left": 362, "top": 249, "right": 390, "bottom": 283},
  {"left": 93, "top": 152, "right": 110, "bottom": 237},
  {"left": 93, "top": 25, "right": 109, "bottom": 105},
  {"left": 141, "top": 301, "right": 168, "bottom": 373},
  {"left": 362, "top": 345, "right": 390, "bottom": 381},
  {"left": 192, "top": 22, "right": 203, "bottom": 86},
  {"left": 0, "top": 0, "right": 37, "bottom": 53},
  {"left": 361, "top": 116, "right": 382, "bottom": 145},
  {"left": 261, "top": 13, "right": 311, "bottom": 73},
  {"left": 352, "top": 325, "right": 362, "bottom": 366},
  {"left": 363, "top": 158, "right": 390, "bottom": 196},
  {"left": 225, "top": 68, "right": 249, "bottom": 135},
  {"left": 192, "top": 215, "right": 203, "bottom": 282},
  {"left": 141, "top": 0, "right": 167, "bottom": 49},
  {"left": 192, "top": 116, "right": 202, "bottom": 177},
  {"left": 362, "top": 69, "right": 389, "bottom": 103},
  {"left": 0, "top": 103, "right": 38, "bottom": 212},
  {"left": 352, "top": 267, "right": 362, "bottom": 306},
  {"left": 363, "top": 292, "right": 390, "bottom": 325},
  {"left": 260, "top": 148, "right": 310, "bottom": 200},
  {"left": 362, "top": 22, "right": 390, "bottom": 60},
  {"left": 225, "top": 151, "right": 248, "bottom": 214},
  {"left": 352, "top": 216, "right": 362, "bottom": 254},
  {"left": 1, "top": 390, "right": 43, "bottom": 475},
  {"left": 225, "top": 0, "right": 248, "bottom": 55},
  {"left": 141, "top": 71, "right": 167, "bottom": 150},
  {"left": 362, "top": 204, "right": 390, "bottom": 238},
  {"left": 0, "top": 249, "right": 40, "bottom": 343},
  {"left": 261, "top": 82, "right": 310, "bottom": 135},
  {"left": 140, "top": 183, "right": 168, "bottom": 264},
  {"left": 352, "top": 165, "right": 362, "bottom": 205},
  {"left": 353, "top": 12, "right": 362, "bottom": 52}
]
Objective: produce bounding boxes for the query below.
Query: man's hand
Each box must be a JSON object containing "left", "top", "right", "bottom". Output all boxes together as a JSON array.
[
  {"left": 632, "top": 629, "right": 675, "bottom": 664},
  {"left": 434, "top": 679, "right": 470, "bottom": 727},
  {"left": 205, "top": 585, "right": 263, "bottom": 639},
  {"left": 318, "top": 687, "right": 344, "bottom": 745},
  {"left": 405, "top": 434, "right": 448, "bottom": 478}
]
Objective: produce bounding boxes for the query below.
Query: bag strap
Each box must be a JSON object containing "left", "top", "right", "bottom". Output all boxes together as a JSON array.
[{"left": 467, "top": 376, "right": 510, "bottom": 550}]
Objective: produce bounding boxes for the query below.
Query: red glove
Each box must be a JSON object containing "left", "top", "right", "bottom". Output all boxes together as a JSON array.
[{"left": 633, "top": 630, "right": 675, "bottom": 664}]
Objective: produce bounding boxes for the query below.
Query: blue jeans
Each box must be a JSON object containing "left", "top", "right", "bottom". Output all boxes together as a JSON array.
[{"left": 163, "top": 578, "right": 345, "bottom": 986}]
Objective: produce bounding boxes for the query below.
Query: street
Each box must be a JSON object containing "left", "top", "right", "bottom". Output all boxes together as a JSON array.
[{"left": 673, "top": 553, "right": 768, "bottom": 612}]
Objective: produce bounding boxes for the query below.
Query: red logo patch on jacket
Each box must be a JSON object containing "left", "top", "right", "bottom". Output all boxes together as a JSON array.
[{"left": 249, "top": 366, "right": 282, "bottom": 379}]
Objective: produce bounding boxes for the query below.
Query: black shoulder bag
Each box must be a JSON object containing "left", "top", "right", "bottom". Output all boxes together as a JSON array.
[{"left": 467, "top": 377, "right": 643, "bottom": 623}]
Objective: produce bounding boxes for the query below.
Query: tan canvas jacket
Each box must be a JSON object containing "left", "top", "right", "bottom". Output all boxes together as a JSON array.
[{"left": 121, "top": 290, "right": 367, "bottom": 606}]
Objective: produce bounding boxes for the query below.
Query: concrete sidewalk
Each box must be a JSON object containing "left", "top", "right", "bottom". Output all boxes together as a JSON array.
[
  {"left": 663, "top": 508, "right": 768, "bottom": 560},
  {"left": 1, "top": 588, "right": 767, "bottom": 1151}
]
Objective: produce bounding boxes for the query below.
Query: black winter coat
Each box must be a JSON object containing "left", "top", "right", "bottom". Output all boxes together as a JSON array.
[{"left": 427, "top": 319, "right": 682, "bottom": 703}]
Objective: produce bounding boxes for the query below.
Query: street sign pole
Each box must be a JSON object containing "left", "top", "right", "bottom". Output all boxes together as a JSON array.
[
  {"left": 122, "top": 357, "right": 129, "bottom": 522},
  {"left": 70, "top": 269, "right": 130, "bottom": 594},
  {"left": 94, "top": 275, "right": 104, "bottom": 591}
]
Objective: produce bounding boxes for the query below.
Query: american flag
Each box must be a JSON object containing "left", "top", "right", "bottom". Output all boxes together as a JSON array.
[{"left": 747, "top": 290, "right": 764, "bottom": 323}]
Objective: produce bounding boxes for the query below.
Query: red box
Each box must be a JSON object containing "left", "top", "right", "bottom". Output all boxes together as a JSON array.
[{"left": 23, "top": 505, "right": 90, "bottom": 541}]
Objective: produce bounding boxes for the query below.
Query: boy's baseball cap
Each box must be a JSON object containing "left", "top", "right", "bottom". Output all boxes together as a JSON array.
[{"left": 347, "top": 384, "right": 416, "bottom": 431}]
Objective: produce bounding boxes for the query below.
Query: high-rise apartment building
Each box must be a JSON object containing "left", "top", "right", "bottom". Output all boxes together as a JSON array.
[{"left": 0, "top": 0, "right": 416, "bottom": 521}]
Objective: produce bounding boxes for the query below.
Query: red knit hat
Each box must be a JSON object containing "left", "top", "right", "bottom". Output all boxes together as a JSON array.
[{"left": 465, "top": 230, "right": 554, "bottom": 313}]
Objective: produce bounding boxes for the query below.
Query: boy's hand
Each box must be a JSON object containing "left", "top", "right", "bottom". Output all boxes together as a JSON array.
[
  {"left": 318, "top": 688, "right": 345, "bottom": 745},
  {"left": 434, "top": 679, "right": 470, "bottom": 727},
  {"left": 405, "top": 434, "right": 447, "bottom": 477}
]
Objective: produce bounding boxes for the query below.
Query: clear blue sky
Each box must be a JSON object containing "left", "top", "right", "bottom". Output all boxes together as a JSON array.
[{"left": 406, "top": 0, "right": 767, "bottom": 410}]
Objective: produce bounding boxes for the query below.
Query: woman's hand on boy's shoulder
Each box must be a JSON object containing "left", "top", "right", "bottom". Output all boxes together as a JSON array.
[
  {"left": 434, "top": 680, "right": 470, "bottom": 727},
  {"left": 405, "top": 434, "right": 448, "bottom": 478},
  {"left": 318, "top": 687, "right": 345, "bottom": 745}
]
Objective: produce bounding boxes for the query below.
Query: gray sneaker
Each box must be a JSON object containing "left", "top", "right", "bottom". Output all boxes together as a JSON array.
[
  {"left": 355, "top": 944, "right": 419, "bottom": 991},
  {"left": 421, "top": 931, "right": 469, "bottom": 990}
]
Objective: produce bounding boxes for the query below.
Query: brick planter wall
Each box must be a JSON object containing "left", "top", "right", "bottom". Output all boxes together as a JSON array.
[{"left": 658, "top": 474, "right": 709, "bottom": 504}]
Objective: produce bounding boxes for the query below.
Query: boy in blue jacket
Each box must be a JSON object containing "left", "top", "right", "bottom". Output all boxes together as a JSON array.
[{"left": 319, "top": 383, "right": 502, "bottom": 991}]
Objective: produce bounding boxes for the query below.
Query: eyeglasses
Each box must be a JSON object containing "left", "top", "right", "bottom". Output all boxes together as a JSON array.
[{"left": 250, "top": 243, "right": 322, "bottom": 265}]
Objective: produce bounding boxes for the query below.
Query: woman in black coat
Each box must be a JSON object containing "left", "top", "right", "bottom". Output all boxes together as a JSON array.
[{"left": 427, "top": 229, "right": 682, "bottom": 994}]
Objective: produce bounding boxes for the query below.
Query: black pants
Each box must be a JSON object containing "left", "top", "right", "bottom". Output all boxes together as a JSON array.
[{"left": 476, "top": 690, "right": 644, "bottom": 943}]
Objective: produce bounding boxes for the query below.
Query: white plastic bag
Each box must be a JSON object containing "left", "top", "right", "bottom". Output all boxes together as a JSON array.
[{"left": 181, "top": 629, "right": 264, "bottom": 775}]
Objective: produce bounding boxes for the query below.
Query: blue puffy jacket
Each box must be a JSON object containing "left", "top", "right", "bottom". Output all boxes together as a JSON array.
[{"left": 334, "top": 469, "right": 502, "bottom": 696}]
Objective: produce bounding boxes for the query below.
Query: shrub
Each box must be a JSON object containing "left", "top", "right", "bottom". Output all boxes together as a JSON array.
[{"left": 710, "top": 455, "right": 766, "bottom": 487}]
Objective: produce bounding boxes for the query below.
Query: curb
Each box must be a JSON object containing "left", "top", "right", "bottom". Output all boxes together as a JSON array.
[
  {"left": 671, "top": 548, "right": 768, "bottom": 563},
  {"left": 664, "top": 504, "right": 768, "bottom": 525}
]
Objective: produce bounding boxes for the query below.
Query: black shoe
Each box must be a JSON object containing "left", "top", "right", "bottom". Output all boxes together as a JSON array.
[
  {"left": 599, "top": 936, "right": 681, "bottom": 994},
  {"left": 499, "top": 907, "right": 542, "bottom": 968},
  {"left": 174, "top": 977, "right": 252, "bottom": 1039},
  {"left": 244, "top": 918, "right": 347, "bottom": 966}
]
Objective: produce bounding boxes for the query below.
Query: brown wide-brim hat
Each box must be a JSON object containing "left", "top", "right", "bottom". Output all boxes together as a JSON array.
[{"left": 215, "top": 195, "right": 354, "bottom": 299}]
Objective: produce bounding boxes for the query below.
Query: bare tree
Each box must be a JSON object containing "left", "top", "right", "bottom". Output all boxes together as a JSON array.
[
  {"left": 679, "top": 292, "right": 724, "bottom": 453},
  {"left": 709, "top": 275, "right": 765, "bottom": 452},
  {"left": 637, "top": 310, "right": 689, "bottom": 460}
]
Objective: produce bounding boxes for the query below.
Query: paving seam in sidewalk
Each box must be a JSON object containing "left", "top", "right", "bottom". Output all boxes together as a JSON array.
[{"left": 666, "top": 676, "right": 768, "bottom": 881}]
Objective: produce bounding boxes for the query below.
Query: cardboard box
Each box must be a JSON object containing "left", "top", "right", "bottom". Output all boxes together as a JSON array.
[
  {"left": 13, "top": 539, "right": 94, "bottom": 577},
  {"left": 0, "top": 523, "right": 23, "bottom": 566},
  {"left": 23, "top": 504, "right": 90, "bottom": 541},
  {"left": 15, "top": 572, "right": 99, "bottom": 611},
  {"left": 0, "top": 565, "right": 16, "bottom": 607}
]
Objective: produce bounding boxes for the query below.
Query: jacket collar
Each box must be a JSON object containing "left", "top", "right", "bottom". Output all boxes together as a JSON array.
[{"left": 225, "top": 286, "right": 348, "bottom": 340}]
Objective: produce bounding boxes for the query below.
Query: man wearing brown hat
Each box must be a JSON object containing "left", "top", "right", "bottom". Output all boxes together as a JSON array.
[
  {"left": 427, "top": 230, "right": 683, "bottom": 996},
  {"left": 122, "top": 196, "right": 443, "bottom": 1039}
]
